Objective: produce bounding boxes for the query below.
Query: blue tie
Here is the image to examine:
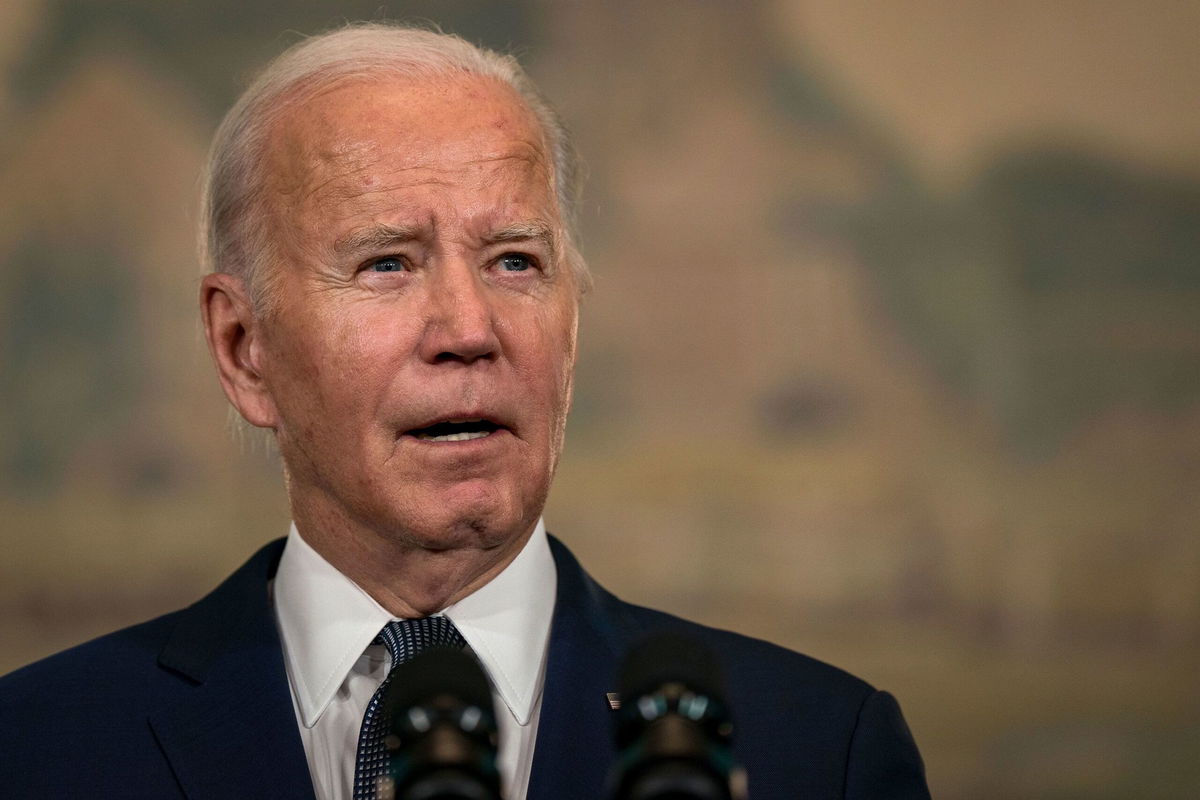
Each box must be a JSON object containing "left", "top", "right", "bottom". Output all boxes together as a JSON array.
[{"left": 352, "top": 616, "right": 468, "bottom": 800}]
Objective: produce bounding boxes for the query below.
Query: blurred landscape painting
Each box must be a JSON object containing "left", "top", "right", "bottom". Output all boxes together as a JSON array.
[{"left": 1, "top": 2, "right": 1197, "bottom": 796}]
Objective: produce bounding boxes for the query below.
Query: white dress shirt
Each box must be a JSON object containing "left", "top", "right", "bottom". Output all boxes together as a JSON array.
[{"left": 272, "top": 520, "right": 557, "bottom": 800}]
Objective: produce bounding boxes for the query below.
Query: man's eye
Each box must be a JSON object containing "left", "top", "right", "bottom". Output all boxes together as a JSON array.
[
  {"left": 369, "top": 257, "right": 406, "bottom": 273},
  {"left": 498, "top": 253, "right": 533, "bottom": 272}
]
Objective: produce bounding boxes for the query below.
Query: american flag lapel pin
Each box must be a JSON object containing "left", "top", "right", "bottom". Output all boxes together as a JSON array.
[{"left": 605, "top": 692, "right": 621, "bottom": 711}]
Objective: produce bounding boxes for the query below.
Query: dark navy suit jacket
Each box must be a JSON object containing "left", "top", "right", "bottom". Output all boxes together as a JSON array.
[{"left": 0, "top": 536, "right": 929, "bottom": 798}]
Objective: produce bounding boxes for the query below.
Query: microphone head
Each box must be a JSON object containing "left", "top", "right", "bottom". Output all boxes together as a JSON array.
[
  {"left": 384, "top": 646, "right": 495, "bottom": 718},
  {"left": 380, "top": 646, "right": 502, "bottom": 800},
  {"left": 611, "top": 633, "right": 742, "bottom": 800},
  {"left": 618, "top": 632, "right": 727, "bottom": 706}
]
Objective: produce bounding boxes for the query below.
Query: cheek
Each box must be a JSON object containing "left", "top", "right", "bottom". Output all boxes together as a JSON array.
[
  {"left": 267, "top": 312, "right": 388, "bottom": 421},
  {"left": 315, "top": 304, "right": 414, "bottom": 373},
  {"left": 551, "top": 304, "right": 579, "bottom": 390},
  {"left": 532, "top": 306, "right": 578, "bottom": 417}
]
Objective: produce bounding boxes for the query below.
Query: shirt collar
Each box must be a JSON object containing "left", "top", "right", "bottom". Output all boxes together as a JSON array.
[
  {"left": 273, "top": 520, "right": 556, "bottom": 728},
  {"left": 442, "top": 520, "right": 556, "bottom": 726}
]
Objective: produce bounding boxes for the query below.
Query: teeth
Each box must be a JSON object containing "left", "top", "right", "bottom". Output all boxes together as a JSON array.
[{"left": 415, "top": 430, "right": 492, "bottom": 442}]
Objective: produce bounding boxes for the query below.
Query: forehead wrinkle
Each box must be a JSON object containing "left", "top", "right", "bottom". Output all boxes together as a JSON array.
[
  {"left": 464, "top": 147, "right": 553, "bottom": 186},
  {"left": 272, "top": 96, "right": 552, "bottom": 202},
  {"left": 263, "top": 77, "right": 561, "bottom": 266},
  {"left": 267, "top": 114, "right": 374, "bottom": 196},
  {"left": 311, "top": 174, "right": 450, "bottom": 217},
  {"left": 304, "top": 149, "right": 541, "bottom": 217},
  {"left": 318, "top": 150, "right": 556, "bottom": 250}
]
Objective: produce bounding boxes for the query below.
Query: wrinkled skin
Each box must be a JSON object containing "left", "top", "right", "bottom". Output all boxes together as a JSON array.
[{"left": 201, "top": 75, "right": 579, "bottom": 614}]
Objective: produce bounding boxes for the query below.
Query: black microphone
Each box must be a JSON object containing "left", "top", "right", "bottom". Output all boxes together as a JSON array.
[
  {"left": 610, "top": 633, "right": 748, "bottom": 800},
  {"left": 378, "top": 646, "right": 503, "bottom": 800}
]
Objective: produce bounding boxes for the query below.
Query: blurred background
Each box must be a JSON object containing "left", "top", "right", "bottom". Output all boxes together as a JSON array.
[{"left": 2, "top": 1, "right": 1198, "bottom": 796}]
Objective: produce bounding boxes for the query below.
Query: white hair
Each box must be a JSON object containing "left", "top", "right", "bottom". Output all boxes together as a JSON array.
[{"left": 199, "top": 22, "right": 588, "bottom": 312}]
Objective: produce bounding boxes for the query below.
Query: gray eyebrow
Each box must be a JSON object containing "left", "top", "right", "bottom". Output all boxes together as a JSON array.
[
  {"left": 332, "top": 220, "right": 560, "bottom": 259},
  {"left": 483, "top": 221, "right": 560, "bottom": 260},
  {"left": 333, "top": 223, "right": 421, "bottom": 256}
]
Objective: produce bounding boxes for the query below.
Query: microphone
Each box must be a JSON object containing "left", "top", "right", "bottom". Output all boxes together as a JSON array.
[
  {"left": 378, "top": 646, "right": 503, "bottom": 800},
  {"left": 610, "top": 633, "right": 748, "bottom": 800}
]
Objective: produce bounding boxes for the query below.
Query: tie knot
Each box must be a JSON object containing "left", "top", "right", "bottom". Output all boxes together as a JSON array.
[{"left": 376, "top": 616, "right": 466, "bottom": 666}]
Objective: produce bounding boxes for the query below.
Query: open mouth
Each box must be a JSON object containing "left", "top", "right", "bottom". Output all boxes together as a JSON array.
[{"left": 405, "top": 419, "right": 502, "bottom": 442}]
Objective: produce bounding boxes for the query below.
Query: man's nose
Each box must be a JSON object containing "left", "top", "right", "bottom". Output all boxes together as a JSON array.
[{"left": 419, "top": 264, "right": 500, "bottom": 364}]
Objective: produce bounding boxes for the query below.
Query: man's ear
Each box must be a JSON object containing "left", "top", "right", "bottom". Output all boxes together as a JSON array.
[{"left": 200, "top": 272, "right": 279, "bottom": 429}]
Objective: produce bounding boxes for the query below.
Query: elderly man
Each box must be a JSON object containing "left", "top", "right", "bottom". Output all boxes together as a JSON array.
[{"left": 0, "top": 24, "right": 928, "bottom": 800}]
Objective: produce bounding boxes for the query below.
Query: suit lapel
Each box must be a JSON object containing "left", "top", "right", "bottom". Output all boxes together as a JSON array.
[
  {"left": 149, "top": 540, "right": 316, "bottom": 800},
  {"left": 145, "top": 536, "right": 636, "bottom": 799},
  {"left": 527, "top": 537, "right": 634, "bottom": 800}
]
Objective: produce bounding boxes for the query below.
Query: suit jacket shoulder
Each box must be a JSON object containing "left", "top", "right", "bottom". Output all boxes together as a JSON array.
[
  {"left": 530, "top": 535, "right": 930, "bottom": 800},
  {"left": 0, "top": 539, "right": 315, "bottom": 799}
]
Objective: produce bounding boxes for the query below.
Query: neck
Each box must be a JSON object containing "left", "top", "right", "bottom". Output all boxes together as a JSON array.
[{"left": 290, "top": 501, "right": 536, "bottom": 617}]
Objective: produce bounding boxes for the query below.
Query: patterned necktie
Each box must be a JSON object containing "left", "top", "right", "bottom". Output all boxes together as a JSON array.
[{"left": 353, "top": 616, "right": 468, "bottom": 800}]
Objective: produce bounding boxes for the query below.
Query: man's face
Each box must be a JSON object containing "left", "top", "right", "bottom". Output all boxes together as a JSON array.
[{"left": 250, "top": 75, "right": 578, "bottom": 554}]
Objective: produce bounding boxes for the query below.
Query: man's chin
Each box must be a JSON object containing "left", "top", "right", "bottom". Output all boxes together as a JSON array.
[
  {"left": 391, "top": 479, "right": 542, "bottom": 546},
  {"left": 404, "top": 518, "right": 512, "bottom": 552},
  {"left": 384, "top": 491, "right": 536, "bottom": 554}
]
